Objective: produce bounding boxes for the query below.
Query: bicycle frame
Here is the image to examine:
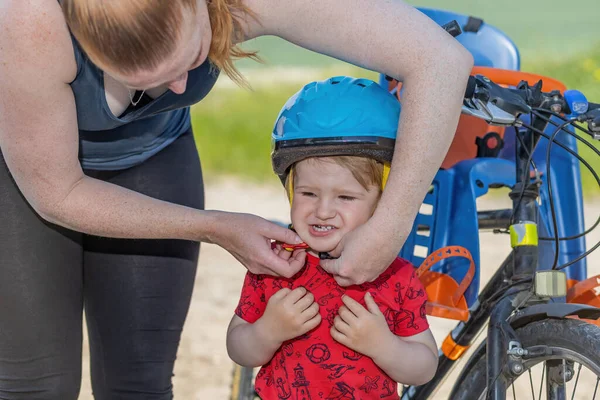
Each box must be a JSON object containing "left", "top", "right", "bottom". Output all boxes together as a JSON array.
[{"left": 401, "top": 115, "right": 560, "bottom": 399}]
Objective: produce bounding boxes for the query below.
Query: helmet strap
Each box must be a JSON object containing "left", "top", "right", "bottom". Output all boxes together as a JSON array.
[
  {"left": 287, "top": 166, "right": 294, "bottom": 205},
  {"left": 382, "top": 162, "right": 391, "bottom": 191}
]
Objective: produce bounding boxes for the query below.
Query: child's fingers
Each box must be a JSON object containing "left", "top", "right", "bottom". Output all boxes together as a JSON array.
[
  {"left": 302, "top": 302, "right": 320, "bottom": 322},
  {"left": 330, "top": 325, "right": 347, "bottom": 345},
  {"left": 270, "top": 287, "right": 292, "bottom": 302},
  {"left": 364, "top": 292, "right": 382, "bottom": 315},
  {"left": 338, "top": 305, "right": 358, "bottom": 324},
  {"left": 285, "top": 286, "right": 308, "bottom": 304},
  {"left": 341, "top": 295, "right": 365, "bottom": 317},
  {"left": 303, "top": 312, "right": 322, "bottom": 332},
  {"left": 294, "top": 291, "right": 315, "bottom": 311},
  {"left": 333, "top": 315, "right": 351, "bottom": 335}
]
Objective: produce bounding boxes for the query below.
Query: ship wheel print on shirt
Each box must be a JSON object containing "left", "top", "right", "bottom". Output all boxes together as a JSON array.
[{"left": 306, "top": 343, "right": 331, "bottom": 364}]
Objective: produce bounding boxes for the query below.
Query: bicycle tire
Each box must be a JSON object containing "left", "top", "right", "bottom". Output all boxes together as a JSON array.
[
  {"left": 449, "top": 318, "right": 600, "bottom": 400},
  {"left": 230, "top": 364, "right": 256, "bottom": 400}
]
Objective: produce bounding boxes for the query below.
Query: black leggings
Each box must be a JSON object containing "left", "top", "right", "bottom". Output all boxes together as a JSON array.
[{"left": 0, "top": 131, "right": 204, "bottom": 400}]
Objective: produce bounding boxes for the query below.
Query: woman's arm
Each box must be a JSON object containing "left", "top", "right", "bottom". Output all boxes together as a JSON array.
[
  {"left": 244, "top": 0, "right": 473, "bottom": 284},
  {"left": 0, "top": 0, "right": 301, "bottom": 277}
]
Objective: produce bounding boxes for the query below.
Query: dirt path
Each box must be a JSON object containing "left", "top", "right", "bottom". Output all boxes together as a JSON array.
[{"left": 78, "top": 178, "right": 600, "bottom": 399}]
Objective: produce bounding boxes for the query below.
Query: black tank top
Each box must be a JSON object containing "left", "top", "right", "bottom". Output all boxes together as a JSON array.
[{"left": 67, "top": 28, "right": 218, "bottom": 170}]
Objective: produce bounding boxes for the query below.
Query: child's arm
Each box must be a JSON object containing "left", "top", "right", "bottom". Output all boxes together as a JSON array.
[
  {"left": 330, "top": 293, "right": 438, "bottom": 385},
  {"left": 226, "top": 315, "right": 282, "bottom": 367},
  {"left": 227, "top": 286, "right": 321, "bottom": 367},
  {"left": 369, "top": 328, "right": 438, "bottom": 385}
]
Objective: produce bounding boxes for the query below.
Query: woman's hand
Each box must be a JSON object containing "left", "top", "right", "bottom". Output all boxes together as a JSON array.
[
  {"left": 257, "top": 287, "right": 321, "bottom": 344},
  {"left": 330, "top": 293, "right": 392, "bottom": 358},
  {"left": 208, "top": 211, "right": 306, "bottom": 277},
  {"left": 319, "top": 218, "right": 404, "bottom": 286}
]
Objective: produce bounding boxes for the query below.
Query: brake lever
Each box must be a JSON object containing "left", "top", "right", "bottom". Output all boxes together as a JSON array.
[
  {"left": 462, "top": 75, "right": 531, "bottom": 126},
  {"left": 585, "top": 109, "right": 600, "bottom": 138},
  {"left": 461, "top": 99, "right": 519, "bottom": 125}
]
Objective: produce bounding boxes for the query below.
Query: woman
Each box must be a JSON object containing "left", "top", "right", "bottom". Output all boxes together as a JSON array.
[{"left": 0, "top": 0, "right": 472, "bottom": 398}]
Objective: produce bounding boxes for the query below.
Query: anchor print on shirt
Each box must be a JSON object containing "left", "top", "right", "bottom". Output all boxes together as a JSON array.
[
  {"left": 235, "top": 295, "right": 256, "bottom": 316},
  {"left": 393, "top": 282, "right": 407, "bottom": 306},
  {"left": 380, "top": 379, "right": 396, "bottom": 398},
  {"left": 405, "top": 284, "right": 425, "bottom": 301},
  {"left": 384, "top": 308, "right": 418, "bottom": 331}
]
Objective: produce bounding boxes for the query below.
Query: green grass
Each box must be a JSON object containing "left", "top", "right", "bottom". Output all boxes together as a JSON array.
[{"left": 192, "top": 49, "right": 600, "bottom": 195}]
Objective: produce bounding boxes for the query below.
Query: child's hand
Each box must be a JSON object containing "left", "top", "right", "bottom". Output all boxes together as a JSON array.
[
  {"left": 259, "top": 287, "right": 321, "bottom": 344},
  {"left": 330, "top": 293, "right": 392, "bottom": 358}
]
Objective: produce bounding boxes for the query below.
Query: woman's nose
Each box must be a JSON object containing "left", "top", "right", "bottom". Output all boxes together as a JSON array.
[{"left": 168, "top": 72, "right": 188, "bottom": 94}]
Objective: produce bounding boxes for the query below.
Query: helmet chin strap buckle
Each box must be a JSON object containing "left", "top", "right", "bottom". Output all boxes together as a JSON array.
[{"left": 319, "top": 252, "right": 338, "bottom": 260}]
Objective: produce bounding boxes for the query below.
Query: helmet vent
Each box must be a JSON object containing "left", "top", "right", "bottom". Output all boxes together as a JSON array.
[{"left": 356, "top": 83, "right": 366, "bottom": 87}]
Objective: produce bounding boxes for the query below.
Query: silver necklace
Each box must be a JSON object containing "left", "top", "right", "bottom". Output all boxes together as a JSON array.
[{"left": 128, "top": 89, "right": 146, "bottom": 106}]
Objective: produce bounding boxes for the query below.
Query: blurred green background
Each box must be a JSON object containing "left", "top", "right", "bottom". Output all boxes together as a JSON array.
[{"left": 192, "top": 0, "right": 600, "bottom": 193}]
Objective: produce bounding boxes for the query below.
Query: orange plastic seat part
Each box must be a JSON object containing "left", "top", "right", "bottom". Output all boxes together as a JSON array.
[{"left": 415, "top": 246, "right": 476, "bottom": 322}]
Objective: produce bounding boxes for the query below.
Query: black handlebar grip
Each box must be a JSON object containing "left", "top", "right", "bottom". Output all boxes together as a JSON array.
[
  {"left": 588, "top": 102, "right": 600, "bottom": 112},
  {"left": 464, "top": 76, "right": 477, "bottom": 99}
]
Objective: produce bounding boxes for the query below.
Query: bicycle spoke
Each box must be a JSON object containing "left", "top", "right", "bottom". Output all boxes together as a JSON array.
[
  {"left": 571, "top": 363, "right": 582, "bottom": 400},
  {"left": 529, "top": 368, "right": 536, "bottom": 399},
  {"left": 512, "top": 381, "right": 517, "bottom": 399},
  {"left": 594, "top": 377, "right": 599, "bottom": 400},
  {"left": 539, "top": 363, "right": 545, "bottom": 400}
]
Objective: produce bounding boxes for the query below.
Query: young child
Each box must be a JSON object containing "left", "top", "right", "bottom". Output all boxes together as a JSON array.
[{"left": 227, "top": 77, "right": 438, "bottom": 400}]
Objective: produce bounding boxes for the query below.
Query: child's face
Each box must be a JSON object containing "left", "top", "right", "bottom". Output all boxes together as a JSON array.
[{"left": 290, "top": 158, "right": 380, "bottom": 254}]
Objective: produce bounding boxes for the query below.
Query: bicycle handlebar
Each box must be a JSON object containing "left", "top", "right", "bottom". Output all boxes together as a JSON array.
[{"left": 463, "top": 75, "right": 600, "bottom": 135}]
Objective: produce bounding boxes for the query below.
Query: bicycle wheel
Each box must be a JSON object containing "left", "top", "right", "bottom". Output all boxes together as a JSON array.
[
  {"left": 450, "top": 318, "right": 600, "bottom": 400},
  {"left": 230, "top": 364, "right": 257, "bottom": 400}
]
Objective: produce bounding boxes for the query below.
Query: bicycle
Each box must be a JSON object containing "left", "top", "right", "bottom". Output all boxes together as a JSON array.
[{"left": 229, "top": 11, "right": 600, "bottom": 400}]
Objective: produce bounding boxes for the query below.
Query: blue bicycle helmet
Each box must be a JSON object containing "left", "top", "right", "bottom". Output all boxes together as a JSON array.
[{"left": 271, "top": 76, "right": 401, "bottom": 184}]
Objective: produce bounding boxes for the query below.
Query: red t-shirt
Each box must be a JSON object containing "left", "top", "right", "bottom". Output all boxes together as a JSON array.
[{"left": 234, "top": 253, "right": 429, "bottom": 400}]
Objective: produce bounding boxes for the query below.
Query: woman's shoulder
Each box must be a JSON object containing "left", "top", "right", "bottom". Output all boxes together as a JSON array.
[{"left": 1, "top": 0, "right": 76, "bottom": 84}]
